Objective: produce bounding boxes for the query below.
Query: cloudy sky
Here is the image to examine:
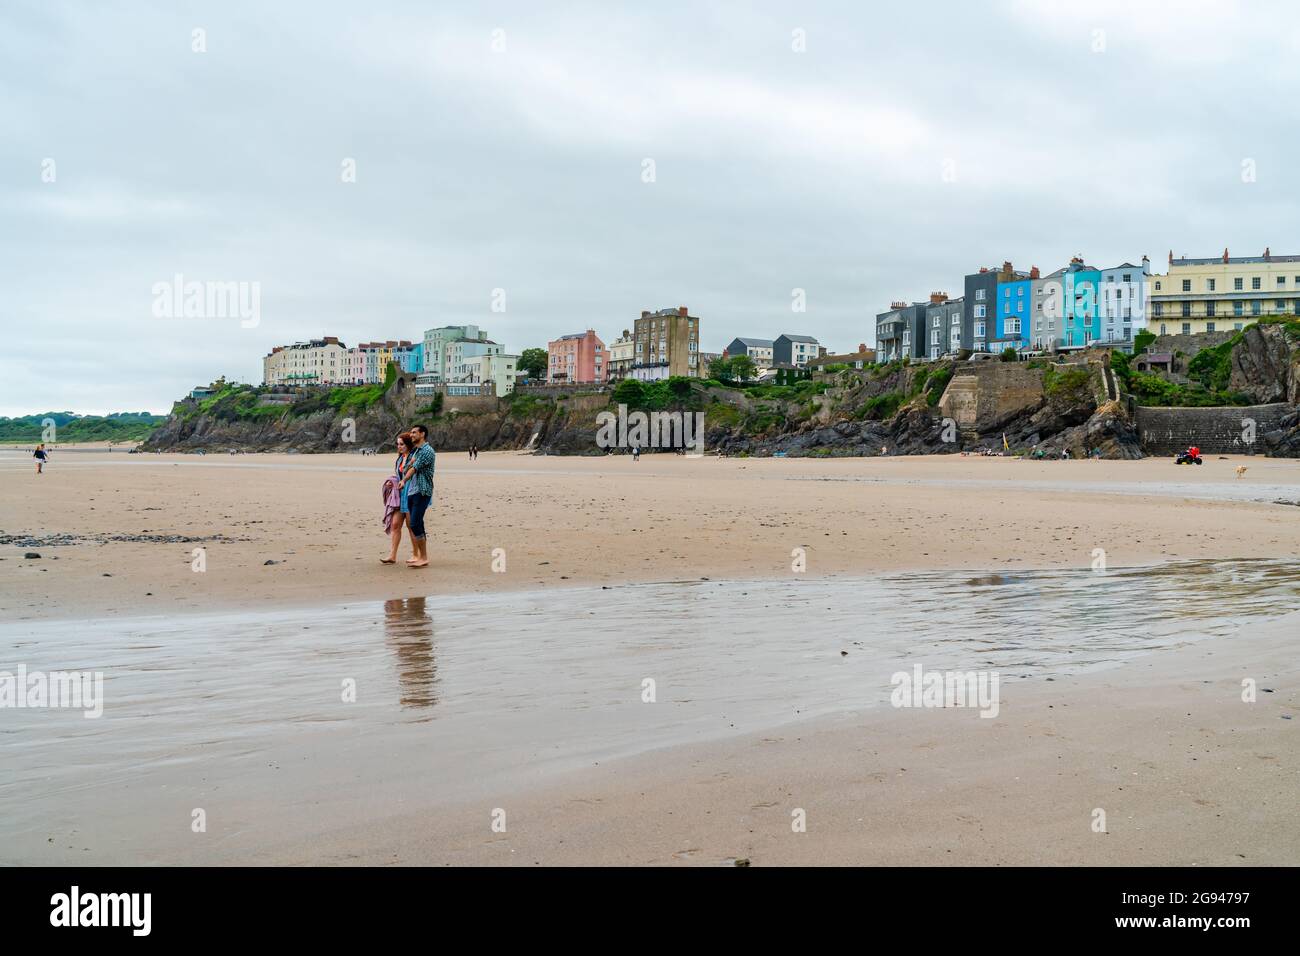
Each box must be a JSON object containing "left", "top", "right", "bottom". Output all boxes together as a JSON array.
[{"left": 3, "top": 0, "right": 1298, "bottom": 415}]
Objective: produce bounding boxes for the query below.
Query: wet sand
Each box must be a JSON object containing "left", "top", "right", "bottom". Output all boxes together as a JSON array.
[
  {"left": 300, "top": 612, "right": 1300, "bottom": 867},
  {"left": 2, "top": 450, "right": 1298, "bottom": 866},
  {"left": 2, "top": 450, "right": 1299, "bottom": 621}
]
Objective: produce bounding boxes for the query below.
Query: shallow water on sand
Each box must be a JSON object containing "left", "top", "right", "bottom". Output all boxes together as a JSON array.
[{"left": 1, "top": 559, "right": 1297, "bottom": 862}]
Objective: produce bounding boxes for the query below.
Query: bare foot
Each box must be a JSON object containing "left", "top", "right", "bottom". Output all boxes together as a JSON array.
[
  {"left": 380, "top": 558, "right": 396, "bottom": 564},
  {"left": 408, "top": 560, "right": 429, "bottom": 568}
]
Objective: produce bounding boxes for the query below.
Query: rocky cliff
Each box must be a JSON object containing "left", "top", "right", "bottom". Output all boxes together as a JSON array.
[
  {"left": 141, "top": 373, "right": 609, "bottom": 455},
  {"left": 144, "top": 326, "right": 1300, "bottom": 458}
]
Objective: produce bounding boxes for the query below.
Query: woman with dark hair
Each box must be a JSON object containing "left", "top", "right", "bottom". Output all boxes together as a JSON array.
[{"left": 382, "top": 432, "right": 414, "bottom": 564}]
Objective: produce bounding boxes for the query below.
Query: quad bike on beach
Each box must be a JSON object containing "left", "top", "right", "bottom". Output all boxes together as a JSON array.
[{"left": 1175, "top": 451, "right": 1203, "bottom": 465}]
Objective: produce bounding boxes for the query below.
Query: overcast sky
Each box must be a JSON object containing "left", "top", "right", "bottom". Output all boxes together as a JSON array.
[{"left": 3, "top": 0, "right": 1298, "bottom": 415}]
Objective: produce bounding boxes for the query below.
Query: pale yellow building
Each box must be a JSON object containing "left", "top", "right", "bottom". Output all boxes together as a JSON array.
[
  {"left": 262, "top": 337, "right": 348, "bottom": 386},
  {"left": 1148, "top": 248, "right": 1300, "bottom": 336}
]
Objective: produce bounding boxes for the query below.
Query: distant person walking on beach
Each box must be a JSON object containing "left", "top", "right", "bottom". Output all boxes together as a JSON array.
[
  {"left": 399, "top": 424, "right": 435, "bottom": 569},
  {"left": 381, "top": 432, "right": 415, "bottom": 564},
  {"left": 632, "top": 445, "right": 640, "bottom": 462},
  {"left": 33, "top": 444, "right": 48, "bottom": 474},
  {"left": 469, "top": 443, "right": 478, "bottom": 460}
]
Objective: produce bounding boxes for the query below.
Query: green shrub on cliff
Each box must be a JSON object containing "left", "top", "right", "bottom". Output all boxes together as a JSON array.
[
  {"left": 1186, "top": 335, "right": 1241, "bottom": 393},
  {"left": 609, "top": 377, "right": 700, "bottom": 412},
  {"left": 924, "top": 367, "right": 953, "bottom": 406},
  {"left": 1042, "top": 365, "right": 1092, "bottom": 405},
  {"left": 858, "top": 391, "right": 904, "bottom": 420}
]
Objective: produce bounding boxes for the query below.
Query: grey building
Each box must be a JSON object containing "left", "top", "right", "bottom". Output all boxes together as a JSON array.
[
  {"left": 773, "top": 333, "right": 821, "bottom": 367},
  {"left": 923, "top": 293, "right": 964, "bottom": 360},
  {"left": 963, "top": 267, "right": 1000, "bottom": 353},
  {"left": 874, "top": 301, "right": 927, "bottom": 362},
  {"left": 724, "top": 337, "right": 774, "bottom": 366}
]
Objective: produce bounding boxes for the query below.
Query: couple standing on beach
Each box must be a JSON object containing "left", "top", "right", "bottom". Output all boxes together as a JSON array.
[{"left": 382, "top": 423, "right": 435, "bottom": 568}]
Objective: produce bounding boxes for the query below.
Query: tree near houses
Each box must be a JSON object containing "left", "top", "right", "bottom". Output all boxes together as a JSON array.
[
  {"left": 518, "top": 347, "right": 547, "bottom": 379},
  {"left": 730, "top": 354, "right": 757, "bottom": 382}
]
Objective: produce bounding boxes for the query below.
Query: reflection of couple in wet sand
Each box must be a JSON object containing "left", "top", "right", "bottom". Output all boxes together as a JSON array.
[
  {"left": 384, "top": 596, "right": 438, "bottom": 710},
  {"left": 381, "top": 423, "right": 435, "bottom": 568}
]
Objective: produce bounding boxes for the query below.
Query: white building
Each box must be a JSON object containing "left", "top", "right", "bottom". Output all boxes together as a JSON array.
[
  {"left": 422, "top": 325, "right": 486, "bottom": 382},
  {"left": 463, "top": 352, "right": 519, "bottom": 396},
  {"left": 444, "top": 339, "right": 503, "bottom": 382},
  {"left": 1097, "top": 258, "right": 1151, "bottom": 345},
  {"left": 262, "top": 337, "right": 348, "bottom": 386}
]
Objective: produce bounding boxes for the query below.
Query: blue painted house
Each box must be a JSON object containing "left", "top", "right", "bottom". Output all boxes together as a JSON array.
[
  {"left": 1046, "top": 257, "right": 1102, "bottom": 348},
  {"left": 993, "top": 265, "right": 1033, "bottom": 353}
]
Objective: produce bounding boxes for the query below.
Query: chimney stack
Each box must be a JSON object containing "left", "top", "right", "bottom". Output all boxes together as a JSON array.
[
  {"left": 1264, "top": 246, "right": 1271, "bottom": 260},
  {"left": 1223, "top": 247, "right": 1230, "bottom": 263},
  {"left": 929, "top": 291, "right": 947, "bottom": 304},
  {"left": 678, "top": 306, "right": 688, "bottom": 316},
  {"left": 1029, "top": 265, "right": 1040, "bottom": 279},
  {"left": 858, "top": 342, "right": 867, "bottom": 353},
  {"left": 640, "top": 311, "right": 650, "bottom": 318}
]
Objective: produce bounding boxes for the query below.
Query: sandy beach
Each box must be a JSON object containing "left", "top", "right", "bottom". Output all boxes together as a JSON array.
[
  {"left": 2, "top": 449, "right": 1298, "bottom": 866},
  {"left": 2, "top": 449, "right": 1299, "bottom": 621}
]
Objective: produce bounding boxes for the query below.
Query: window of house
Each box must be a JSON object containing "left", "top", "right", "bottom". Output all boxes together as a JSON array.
[
  {"left": 975, "top": 289, "right": 986, "bottom": 301},
  {"left": 1235, "top": 322, "right": 1244, "bottom": 330},
  {"left": 1207, "top": 322, "right": 1216, "bottom": 332},
  {"left": 1234, "top": 301, "right": 1244, "bottom": 316},
  {"left": 1160, "top": 323, "right": 1167, "bottom": 335},
  {"left": 1154, "top": 302, "right": 1163, "bottom": 316},
  {"left": 1181, "top": 279, "right": 1191, "bottom": 292},
  {"left": 1252, "top": 300, "right": 1262, "bottom": 315},
  {"left": 974, "top": 322, "right": 986, "bottom": 337},
  {"left": 1252, "top": 277, "right": 1262, "bottom": 290},
  {"left": 1182, "top": 323, "right": 1191, "bottom": 334},
  {"left": 1278, "top": 276, "right": 1287, "bottom": 287},
  {"left": 974, "top": 305, "right": 986, "bottom": 318},
  {"left": 1278, "top": 300, "right": 1287, "bottom": 310},
  {"left": 1206, "top": 278, "right": 1215, "bottom": 291},
  {"left": 1181, "top": 302, "right": 1191, "bottom": 317},
  {"left": 1206, "top": 301, "right": 1216, "bottom": 317},
  {"left": 1155, "top": 281, "right": 1162, "bottom": 291},
  {"left": 1234, "top": 277, "right": 1244, "bottom": 290}
]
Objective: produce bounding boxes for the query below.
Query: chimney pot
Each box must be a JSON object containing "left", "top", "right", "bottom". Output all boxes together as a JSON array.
[{"left": 678, "top": 306, "right": 688, "bottom": 316}]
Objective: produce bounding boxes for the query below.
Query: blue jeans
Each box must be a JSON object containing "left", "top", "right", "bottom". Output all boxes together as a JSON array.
[{"left": 407, "top": 492, "right": 431, "bottom": 539}]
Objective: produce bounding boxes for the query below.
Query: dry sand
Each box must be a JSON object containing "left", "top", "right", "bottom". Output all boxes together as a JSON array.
[
  {"left": 2, "top": 449, "right": 1298, "bottom": 621},
  {"left": 2, "top": 449, "right": 1298, "bottom": 866}
]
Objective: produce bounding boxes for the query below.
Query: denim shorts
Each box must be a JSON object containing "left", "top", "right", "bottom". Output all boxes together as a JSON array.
[{"left": 407, "top": 492, "right": 432, "bottom": 539}]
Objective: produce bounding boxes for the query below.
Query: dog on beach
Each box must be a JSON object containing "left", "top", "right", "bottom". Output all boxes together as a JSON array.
[{"left": 1235, "top": 465, "right": 1248, "bottom": 479}]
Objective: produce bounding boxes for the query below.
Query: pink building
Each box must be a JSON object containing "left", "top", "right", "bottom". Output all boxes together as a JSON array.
[{"left": 546, "top": 330, "right": 606, "bottom": 384}]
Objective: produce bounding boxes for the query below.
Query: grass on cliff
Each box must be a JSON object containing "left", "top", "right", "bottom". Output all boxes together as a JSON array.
[{"left": 1042, "top": 365, "right": 1093, "bottom": 405}]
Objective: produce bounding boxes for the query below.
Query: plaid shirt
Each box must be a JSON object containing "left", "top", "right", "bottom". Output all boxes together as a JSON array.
[{"left": 407, "top": 443, "right": 436, "bottom": 497}]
